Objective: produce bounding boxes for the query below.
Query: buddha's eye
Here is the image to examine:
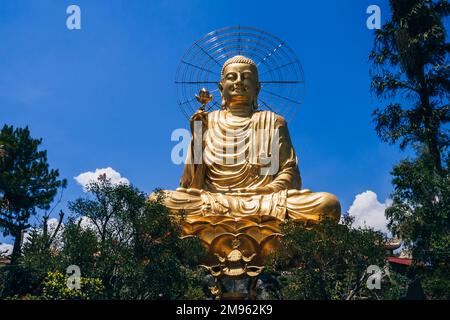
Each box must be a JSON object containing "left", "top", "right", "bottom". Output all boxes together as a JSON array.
[
  {"left": 226, "top": 73, "right": 237, "bottom": 81},
  {"left": 242, "top": 73, "right": 252, "bottom": 80}
]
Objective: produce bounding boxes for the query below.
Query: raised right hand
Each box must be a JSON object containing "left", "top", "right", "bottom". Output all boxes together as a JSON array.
[{"left": 189, "top": 109, "right": 208, "bottom": 133}]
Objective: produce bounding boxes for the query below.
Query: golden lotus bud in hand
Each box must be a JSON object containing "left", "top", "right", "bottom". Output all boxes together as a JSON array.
[{"left": 195, "top": 88, "right": 213, "bottom": 110}]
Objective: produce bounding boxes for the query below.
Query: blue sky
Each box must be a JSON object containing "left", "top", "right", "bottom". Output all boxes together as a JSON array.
[{"left": 1, "top": 0, "right": 403, "bottom": 242}]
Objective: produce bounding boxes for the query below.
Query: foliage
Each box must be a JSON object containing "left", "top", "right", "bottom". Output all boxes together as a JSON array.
[
  {"left": 265, "top": 217, "right": 390, "bottom": 300},
  {"left": 66, "top": 177, "right": 207, "bottom": 299},
  {"left": 370, "top": 0, "right": 450, "bottom": 300},
  {"left": 0, "top": 125, "right": 67, "bottom": 264},
  {"left": 370, "top": 0, "right": 450, "bottom": 172},
  {"left": 0, "top": 213, "right": 66, "bottom": 298},
  {"left": 421, "top": 267, "right": 450, "bottom": 299},
  {"left": 42, "top": 271, "right": 104, "bottom": 300},
  {"left": 380, "top": 269, "right": 411, "bottom": 300},
  {"left": 0, "top": 177, "right": 207, "bottom": 300},
  {"left": 59, "top": 218, "right": 99, "bottom": 275},
  {"left": 385, "top": 152, "right": 450, "bottom": 299}
]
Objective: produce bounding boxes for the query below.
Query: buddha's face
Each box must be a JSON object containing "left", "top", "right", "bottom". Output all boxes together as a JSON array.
[{"left": 219, "top": 63, "right": 260, "bottom": 108}]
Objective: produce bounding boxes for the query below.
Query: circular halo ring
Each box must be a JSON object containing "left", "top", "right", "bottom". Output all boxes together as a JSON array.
[{"left": 175, "top": 26, "right": 305, "bottom": 121}]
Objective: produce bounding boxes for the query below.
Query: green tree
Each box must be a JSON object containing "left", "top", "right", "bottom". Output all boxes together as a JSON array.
[
  {"left": 370, "top": 0, "right": 450, "bottom": 173},
  {"left": 370, "top": 0, "right": 450, "bottom": 299},
  {"left": 0, "top": 212, "right": 65, "bottom": 298},
  {"left": 67, "top": 176, "right": 207, "bottom": 299},
  {"left": 385, "top": 152, "right": 450, "bottom": 299},
  {"left": 266, "top": 217, "right": 389, "bottom": 300},
  {"left": 0, "top": 125, "right": 67, "bottom": 264},
  {"left": 59, "top": 218, "right": 99, "bottom": 276},
  {"left": 1, "top": 177, "right": 207, "bottom": 300}
]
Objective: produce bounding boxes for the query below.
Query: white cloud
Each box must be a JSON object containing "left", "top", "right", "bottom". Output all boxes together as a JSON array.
[
  {"left": 46, "top": 218, "right": 64, "bottom": 233},
  {"left": 23, "top": 217, "right": 65, "bottom": 247},
  {"left": 74, "top": 167, "right": 129, "bottom": 191},
  {"left": 23, "top": 216, "right": 97, "bottom": 249},
  {"left": 75, "top": 216, "right": 97, "bottom": 232},
  {"left": 348, "top": 191, "right": 391, "bottom": 235},
  {"left": 0, "top": 243, "right": 13, "bottom": 257}
]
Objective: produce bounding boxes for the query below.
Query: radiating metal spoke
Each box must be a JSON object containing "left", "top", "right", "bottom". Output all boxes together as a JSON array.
[
  {"left": 179, "top": 97, "right": 197, "bottom": 106},
  {"left": 194, "top": 42, "right": 222, "bottom": 67},
  {"left": 259, "top": 99, "right": 274, "bottom": 112},
  {"left": 181, "top": 60, "right": 218, "bottom": 75},
  {"left": 257, "top": 42, "right": 284, "bottom": 66},
  {"left": 260, "top": 81, "right": 304, "bottom": 84},
  {"left": 238, "top": 25, "right": 241, "bottom": 55},
  {"left": 263, "top": 90, "right": 301, "bottom": 105},
  {"left": 260, "top": 60, "right": 299, "bottom": 76},
  {"left": 175, "top": 81, "right": 219, "bottom": 84},
  {"left": 206, "top": 100, "right": 221, "bottom": 112}
]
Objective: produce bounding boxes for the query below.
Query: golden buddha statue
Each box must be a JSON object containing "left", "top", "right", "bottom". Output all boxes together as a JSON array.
[
  {"left": 162, "top": 55, "right": 341, "bottom": 223},
  {"left": 153, "top": 56, "right": 341, "bottom": 290}
]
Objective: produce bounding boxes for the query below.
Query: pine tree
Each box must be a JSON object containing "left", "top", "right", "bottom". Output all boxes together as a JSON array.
[
  {"left": 0, "top": 125, "right": 66, "bottom": 264},
  {"left": 370, "top": 0, "right": 450, "bottom": 173}
]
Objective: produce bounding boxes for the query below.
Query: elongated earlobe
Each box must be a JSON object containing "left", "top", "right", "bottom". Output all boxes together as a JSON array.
[
  {"left": 221, "top": 98, "right": 227, "bottom": 109},
  {"left": 252, "top": 99, "right": 258, "bottom": 111},
  {"left": 218, "top": 82, "right": 229, "bottom": 109},
  {"left": 252, "top": 83, "right": 260, "bottom": 110}
]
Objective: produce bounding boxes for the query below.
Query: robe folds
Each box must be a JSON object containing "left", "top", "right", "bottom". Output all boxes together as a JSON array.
[{"left": 162, "top": 109, "right": 340, "bottom": 223}]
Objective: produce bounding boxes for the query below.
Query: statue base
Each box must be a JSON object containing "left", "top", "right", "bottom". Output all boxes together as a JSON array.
[
  {"left": 181, "top": 214, "right": 283, "bottom": 300},
  {"left": 203, "top": 274, "right": 278, "bottom": 300}
]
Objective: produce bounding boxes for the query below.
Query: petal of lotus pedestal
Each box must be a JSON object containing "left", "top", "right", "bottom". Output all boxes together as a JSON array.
[{"left": 181, "top": 214, "right": 283, "bottom": 270}]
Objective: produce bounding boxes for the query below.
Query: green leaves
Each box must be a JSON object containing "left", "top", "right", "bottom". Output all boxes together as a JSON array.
[
  {"left": 42, "top": 271, "right": 104, "bottom": 300},
  {"left": 370, "top": 4, "right": 449, "bottom": 298},
  {"left": 64, "top": 179, "right": 206, "bottom": 299},
  {"left": 370, "top": 1, "right": 450, "bottom": 171},
  {"left": 265, "top": 218, "right": 388, "bottom": 300},
  {"left": 0, "top": 125, "right": 66, "bottom": 263},
  {"left": 1, "top": 179, "right": 208, "bottom": 300},
  {"left": 385, "top": 153, "right": 450, "bottom": 299}
]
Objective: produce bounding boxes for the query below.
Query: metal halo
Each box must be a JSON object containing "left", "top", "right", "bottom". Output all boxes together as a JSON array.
[{"left": 175, "top": 26, "right": 305, "bottom": 120}]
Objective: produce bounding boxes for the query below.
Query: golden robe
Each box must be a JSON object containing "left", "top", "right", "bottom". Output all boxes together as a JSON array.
[{"left": 163, "top": 109, "right": 340, "bottom": 223}]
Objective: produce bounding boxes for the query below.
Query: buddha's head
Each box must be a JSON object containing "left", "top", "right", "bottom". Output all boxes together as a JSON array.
[{"left": 219, "top": 55, "right": 261, "bottom": 111}]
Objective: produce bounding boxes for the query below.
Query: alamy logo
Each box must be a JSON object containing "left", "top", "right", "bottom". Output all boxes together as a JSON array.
[
  {"left": 66, "top": 5, "right": 81, "bottom": 30},
  {"left": 366, "top": 265, "right": 391, "bottom": 290},
  {"left": 66, "top": 265, "right": 81, "bottom": 290},
  {"left": 367, "top": 5, "right": 381, "bottom": 30}
]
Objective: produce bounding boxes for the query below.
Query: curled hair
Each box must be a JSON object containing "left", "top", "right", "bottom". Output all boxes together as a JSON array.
[{"left": 221, "top": 55, "right": 257, "bottom": 77}]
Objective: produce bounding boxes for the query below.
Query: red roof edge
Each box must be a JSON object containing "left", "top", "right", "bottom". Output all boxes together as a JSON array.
[{"left": 387, "top": 257, "right": 413, "bottom": 266}]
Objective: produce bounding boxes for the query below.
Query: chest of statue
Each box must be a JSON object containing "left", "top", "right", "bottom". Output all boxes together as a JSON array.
[
  {"left": 204, "top": 110, "right": 277, "bottom": 163},
  {"left": 202, "top": 110, "right": 278, "bottom": 192}
]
